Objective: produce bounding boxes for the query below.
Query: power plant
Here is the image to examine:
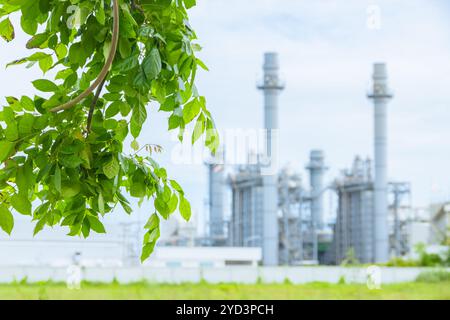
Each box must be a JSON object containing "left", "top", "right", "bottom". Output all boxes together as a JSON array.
[
  {"left": 0, "top": 52, "right": 442, "bottom": 270},
  {"left": 204, "top": 53, "right": 421, "bottom": 265}
]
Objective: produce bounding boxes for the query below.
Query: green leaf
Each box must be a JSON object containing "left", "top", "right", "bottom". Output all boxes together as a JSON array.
[
  {"left": 179, "top": 196, "right": 191, "bottom": 221},
  {"left": 130, "top": 171, "right": 146, "bottom": 198},
  {"left": 98, "top": 193, "right": 105, "bottom": 215},
  {"left": 61, "top": 182, "right": 81, "bottom": 198},
  {"left": 0, "top": 141, "right": 14, "bottom": 162},
  {"left": 183, "top": 98, "right": 200, "bottom": 123},
  {"left": 168, "top": 193, "right": 179, "bottom": 214},
  {"left": 184, "top": 0, "right": 197, "bottom": 9},
  {"left": 16, "top": 164, "right": 32, "bottom": 194},
  {"left": 130, "top": 139, "right": 139, "bottom": 151},
  {"left": 196, "top": 58, "right": 209, "bottom": 71},
  {"left": 54, "top": 165, "right": 61, "bottom": 193},
  {"left": 0, "top": 204, "right": 14, "bottom": 235},
  {"left": 82, "top": 219, "right": 90, "bottom": 238},
  {"left": 0, "top": 18, "right": 14, "bottom": 42},
  {"left": 104, "top": 119, "right": 118, "bottom": 130},
  {"left": 96, "top": 0, "right": 106, "bottom": 25},
  {"left": 11, "top": 193, "right": 31, "bottom": 216},
  {"left": 144, "top": 213, "right": 160, "bottom": 230},
  {"left": 68, "top": 42, "right": 87, "bottom": 66},
  {"left": 87, "top": 215, "right": 106, "bottom": 233},
  {"left": 32, "top": 79, "right": 58, "bottom": 92},
  {"left": 26, "top": 32, "right": 48, "bottom": 49},
  {"left": 55, "top": 43, "right": 67, "bottom": 60},
  {"left": 146, "top": 227, "right": 160, "bottom": 244},
  {"left": 170, "top": 179, "right": 184, "bottom": 195},
  {"left": 60, "top": 155, "right": 83, "bottom": 168},
  {"left": 119, "top": 101, "right": 131, "bottom": 116},
  {"left": 114, "top": 54, "right": 139, "bottom": 72},
  {"left": 20, "top": 96, "right": 35, "bottom": 112},
  {"left": 155, "top": 196, "right": 169, "bottom": 219},
  {"left": 103, "top": 157, "right": 120, "bottom": 179},
  {"left": 18, "top": 113, "right": 35, "bottom": 135},
  {"left": 33, "top": 217, "right": 47, "bottom": 236},
  {"left": 5, "top": 123, "right": 18, "bottom": 141},
  {"left": 130, "top": 104, "right": 147, "bottom": 138},
  {"left": 141, "top": 242, "right": 156, "bottom": 262},
  {"left": 168, "top": 114, "right": 182, "bottom": 130},
  {"left": 142, "top": 48, "right": 162, "bottom": 81},
  {"left": 20, "top": 15, "right": 37, "bottom": 36},
  {"left": 192, "top": 114, "right": 205, "bottom": 144},
  {"left": 105, "top": 101, "right": 123, "bottom": 118},
  {"left": 117, "top": 192, "right": 133, "bottom": 214},
  {"left": 160, "top": 95, "right": 177, "bottom": 112},
  {"left": 38, "top": 54, "right": 53, "bottom": 73},
  {"left": 61, "top": 213, "right": 78, "bottom": 227}
]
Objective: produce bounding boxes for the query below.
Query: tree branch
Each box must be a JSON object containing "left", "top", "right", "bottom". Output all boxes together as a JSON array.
[
  {"left": 49, "top": 0, "right": 120, "bottom": 113},
  {"left": 86, "top": 75, "right": 108, "bottom": 134}
]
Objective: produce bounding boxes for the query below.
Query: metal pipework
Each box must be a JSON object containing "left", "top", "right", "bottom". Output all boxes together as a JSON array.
[
  {"left": 367, "top": 63, "right": 393, "bottom": 263},
  {"left": 258, "top": 52, "right": 284, "bottom": 265}
]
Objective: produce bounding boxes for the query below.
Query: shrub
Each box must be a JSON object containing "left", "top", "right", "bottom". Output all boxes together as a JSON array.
[
  {"left": 415, "top": 270, "right": 450, "bottom": 283},
  {"left": 415, "top": 243, "right": 446, "bottom": 267},
  {"left": 385, "top": 257, "right": 418, "bottom": 267},
  {"left": 340, "top": 248, "right": 360, "bottom": 266}
]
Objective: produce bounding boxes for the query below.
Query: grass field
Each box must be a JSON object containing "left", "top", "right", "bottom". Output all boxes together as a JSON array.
[{"left": 0, "top": 281, "right": 449, "bottom": 300}]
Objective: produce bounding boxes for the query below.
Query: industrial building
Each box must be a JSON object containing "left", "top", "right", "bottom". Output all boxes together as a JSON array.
[
  {"left": 205, "top": 53, "right": 429, "bottom": 266},
  {"left": 328, "top": 156, "right": 412, "bottom": 264},
  {"left": 430, "top": 202, "right": 450, "bottom": 245},
  {"left": 0, "top": 52, "right": 441, "bottom": 268},
  {"left": 203, "top": 53, "right": 334, "bottom": 265}
]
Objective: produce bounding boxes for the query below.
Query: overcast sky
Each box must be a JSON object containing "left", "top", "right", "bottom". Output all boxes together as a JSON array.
[{"left": 1, "top": 0, "right": 450, "bottom": 235}]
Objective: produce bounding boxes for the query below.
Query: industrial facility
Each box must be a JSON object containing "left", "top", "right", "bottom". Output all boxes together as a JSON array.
[
  {"left": 0, "top": 52, "right": 446, "bottom": 269},
  {"left": 202, "top": 52, "right": 438, "bottom": 266}
]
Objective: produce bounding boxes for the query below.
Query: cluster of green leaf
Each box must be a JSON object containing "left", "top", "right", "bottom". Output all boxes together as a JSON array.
[{"left": 0, "top": 0, "right": 218, "bottom": 261}]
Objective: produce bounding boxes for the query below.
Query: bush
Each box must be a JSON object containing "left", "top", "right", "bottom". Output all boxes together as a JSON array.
[
  {"left": 385, "top": 257, "right": 418, "bottom": 267},
  {"left": 340, "top": 248, "right": 360, "bottom": 266},
  {"left": 416, "top": 270, "right": 450, "bottom": 283},
  {"left": 415, "top": 243, "right": 446, "bottom": 267},
  {"left": 337, "top": 276, "right": 346, "bottom": 285}
]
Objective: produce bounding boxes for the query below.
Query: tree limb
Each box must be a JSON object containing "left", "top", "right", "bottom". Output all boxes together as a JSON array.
[
  {"left": 86, "top": 75, "right": 108, "bottom": 134},
  {"left": 50, "top": 0, "right": 120, "bottom": 113}
]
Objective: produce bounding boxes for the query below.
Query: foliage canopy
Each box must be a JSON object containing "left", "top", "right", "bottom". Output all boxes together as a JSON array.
[{"left": 0, "top": 0, "right": 218, "bottom": 261}]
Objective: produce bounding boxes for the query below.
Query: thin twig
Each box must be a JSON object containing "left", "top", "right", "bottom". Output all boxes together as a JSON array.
[{"left": 86, "top": 76, "right": 107, "bottom": 134}]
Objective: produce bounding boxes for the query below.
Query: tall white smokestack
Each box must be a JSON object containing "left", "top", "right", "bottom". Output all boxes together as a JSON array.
[
  {"left": 306, "top": 150, "right": 327, "bottom": 230},
  {"left": 258, "top": 52, "right": 284, "bottom": 265},
  {"left": 208, "top": 162, "right": 224, "bottom": 241},
  {"left": 306, "top": 150, "right": 327, "bottom": 262},
  {"left": 367, "top": 63, "right": 393, "bottom": 263}
]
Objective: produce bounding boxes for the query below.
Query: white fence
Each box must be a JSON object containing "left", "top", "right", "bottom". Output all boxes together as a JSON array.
[{"left": 0, "top": 266, "right": 446, "bottom": 284}]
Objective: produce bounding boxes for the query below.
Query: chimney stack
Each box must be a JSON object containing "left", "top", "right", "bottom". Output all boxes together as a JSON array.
[
  {"left": 258, "top": 52, "right": 284, "bottom": 265},
  {"left": 368, "top": 63, "right": 393, "bottom": 263}
]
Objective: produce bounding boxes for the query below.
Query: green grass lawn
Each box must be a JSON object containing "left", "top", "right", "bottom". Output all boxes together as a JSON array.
[{"left": 0, "top": 281, "right": 449, "bottom": 300}]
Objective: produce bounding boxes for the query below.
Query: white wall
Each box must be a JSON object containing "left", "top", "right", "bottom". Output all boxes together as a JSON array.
[
  {"left": 144, "top": 247, "right": 262, "bottom": 268},
  {"left": 0, "top": 220, "right": 125, "bottom": 267},
  {"left": 0, "top": 266, "right": 446, "bottom": 284}
]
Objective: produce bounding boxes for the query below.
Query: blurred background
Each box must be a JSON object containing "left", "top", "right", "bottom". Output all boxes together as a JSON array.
[{"left": 0, "top": 0, "right": 449, "bottom": 287}]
